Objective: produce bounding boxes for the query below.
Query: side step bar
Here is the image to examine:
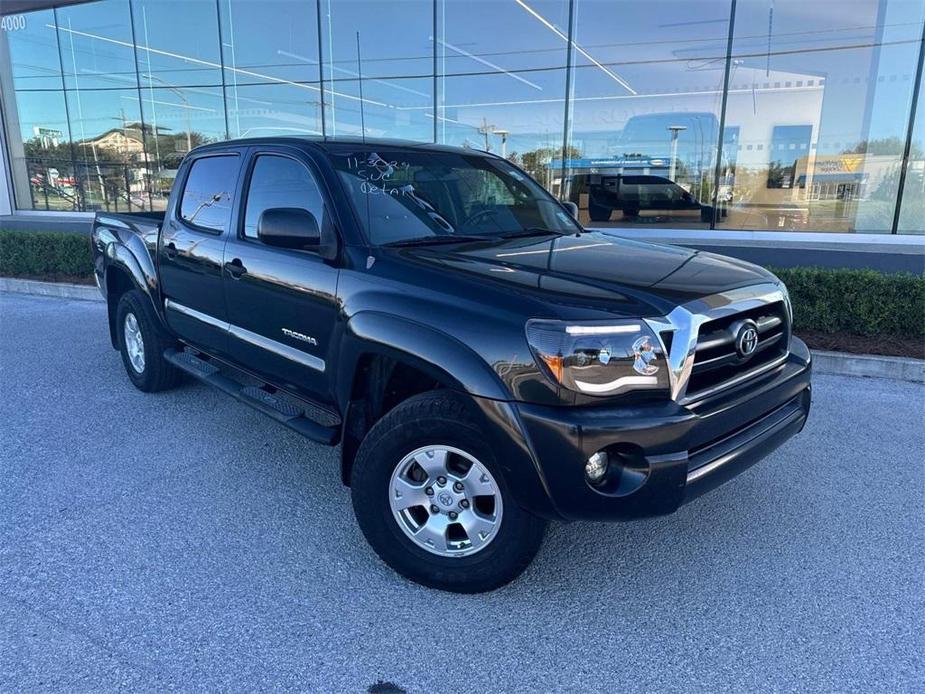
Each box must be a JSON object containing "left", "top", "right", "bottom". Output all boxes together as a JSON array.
[{"left": 164, "top": 348, "right": 341, "bottom": 445}]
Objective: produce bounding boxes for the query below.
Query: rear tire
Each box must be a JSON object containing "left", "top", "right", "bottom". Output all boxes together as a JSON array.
[
  {"left": 351, "top": 391, "right": 547, "bottom": 593},
  {"left": 115, "top": 289, "right": 182, "bottom": 393}
]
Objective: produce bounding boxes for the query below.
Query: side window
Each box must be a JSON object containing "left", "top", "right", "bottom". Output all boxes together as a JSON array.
[
  {"left": 243, "top": 155, "right": 325, "bottom": 240},
  {"left": 179, "top": 156, "right": 238, "bottom": 232}
]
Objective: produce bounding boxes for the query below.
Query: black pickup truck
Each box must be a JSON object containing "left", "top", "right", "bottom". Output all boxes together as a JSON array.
[{"left": 92, "top": 137, "right": 811, "bottom": 592}]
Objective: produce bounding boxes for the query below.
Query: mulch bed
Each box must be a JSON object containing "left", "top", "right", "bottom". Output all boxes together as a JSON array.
[{"left": 797, "top": 330, "right": 924, "bottom": 360}]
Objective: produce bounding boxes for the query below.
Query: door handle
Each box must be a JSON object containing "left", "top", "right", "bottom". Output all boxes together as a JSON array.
[
  {"left": 164, "top": 242, "right": 178, "bottom": 259},
  {"left": 225, "top": 258, "right": 247, "bottom": 279}
]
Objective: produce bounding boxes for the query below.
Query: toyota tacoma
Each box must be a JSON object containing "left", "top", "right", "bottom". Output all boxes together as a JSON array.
[{"left": 92, "top": 137, "right": 811, "bottom": 593}]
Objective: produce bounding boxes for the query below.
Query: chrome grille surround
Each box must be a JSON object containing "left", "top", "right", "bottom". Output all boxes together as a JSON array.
[{"left": 644, "top": 283, "right": 790, "bottom": 404}]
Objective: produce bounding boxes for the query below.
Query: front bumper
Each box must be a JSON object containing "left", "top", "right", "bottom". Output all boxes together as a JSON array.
[{"left": 504, "top": 338, "right": 812, "bottom": 521}]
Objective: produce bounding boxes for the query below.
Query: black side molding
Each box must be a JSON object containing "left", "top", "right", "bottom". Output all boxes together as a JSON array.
[{"left": 164, "top": 348, "right": 341, "bottom": 446}]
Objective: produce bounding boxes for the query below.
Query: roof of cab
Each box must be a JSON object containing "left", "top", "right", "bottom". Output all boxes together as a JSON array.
[{"left": 190, "top": 136, "right": 494, "bottom": 157}]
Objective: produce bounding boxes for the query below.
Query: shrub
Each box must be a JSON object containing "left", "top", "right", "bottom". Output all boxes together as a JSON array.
[
  {"left": 0, "top": 230, "right": 94, "bottom": 283},
  {"left": 771, "top": 266, "right": 925, "bottom": 338}
]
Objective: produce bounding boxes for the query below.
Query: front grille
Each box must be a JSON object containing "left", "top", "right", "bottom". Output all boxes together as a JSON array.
[{"left": 685, "top": 301, "right": 790, "bottom": 399}]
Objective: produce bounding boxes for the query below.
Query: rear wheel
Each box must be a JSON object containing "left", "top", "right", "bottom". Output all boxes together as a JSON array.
[
  {"left": 351, "top": 391, "right": 546, "bottom": 593},
  {"left": 116, "top": 289, "right": 182, "bottom": 392}
]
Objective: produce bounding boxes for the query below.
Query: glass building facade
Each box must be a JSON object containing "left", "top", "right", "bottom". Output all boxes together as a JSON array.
[{"left": 1, "top": 0, "right": 923, "bottom": 234}]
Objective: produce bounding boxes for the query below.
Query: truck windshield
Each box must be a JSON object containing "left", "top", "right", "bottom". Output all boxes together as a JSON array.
[{"left": 328, "top": 149, "right": 580, "bottom": 246}]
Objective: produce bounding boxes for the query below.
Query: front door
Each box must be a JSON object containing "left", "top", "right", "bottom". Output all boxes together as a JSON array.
[
  {"left": 159, "top": 151, "right": 243, "bottom": 356},
  {"left": 222, "top": 149, "right": 340, "bottom": 404}
]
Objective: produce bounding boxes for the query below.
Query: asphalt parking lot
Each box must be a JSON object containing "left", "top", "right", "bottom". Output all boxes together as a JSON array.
[{"left": 1, "top": 293, "right": 922, "bottom": 692}]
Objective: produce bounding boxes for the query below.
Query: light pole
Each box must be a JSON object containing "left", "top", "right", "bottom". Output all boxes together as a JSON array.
[
  {"left": 667, "top": 125, "right": 687, "bottom": 182},
  {"left": 494, "top": 129, "right": 510, "bottom": 158}
]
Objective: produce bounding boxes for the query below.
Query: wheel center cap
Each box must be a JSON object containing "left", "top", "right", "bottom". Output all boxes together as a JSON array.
[{"left": 437, "top": 490, "right": 456, "bottom": 508}]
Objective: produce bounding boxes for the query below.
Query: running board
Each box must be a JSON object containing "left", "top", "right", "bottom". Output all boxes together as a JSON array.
[{"left": 164, "top": 348, "right": 340, "bottom": 445}]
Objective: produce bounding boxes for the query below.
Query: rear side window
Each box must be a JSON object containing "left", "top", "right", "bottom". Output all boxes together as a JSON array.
[
  {"left": 179, "top": 155, "right": 239, "bottom": 232},
  {"left": 243, "top": 155, "right": 326, "bottom": 240}
]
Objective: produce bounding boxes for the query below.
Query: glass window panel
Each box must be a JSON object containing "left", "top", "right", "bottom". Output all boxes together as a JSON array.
[
  {"left": 66, "top": 88, "right": 148, "bottom": 212},
  {"left": 898, "top": 84, "right": 924, "bottom": 233},
  {"left": 436, "top": 0, "right": 570, "bottom": 195},
  {"left": 243, "top": 155, "right": 325, "bottom": 238},
  {"left": 219, "top": 0, "right": 320, "bottom": 85},
  {"left": 179, "top": 155, "right": 239, "bottom": 231},
  {"left": 140, "top": 86, "right": 226, "bottom": 209},
  {"left": 324, "top": 77, "right": 433, "bottom": 142},
  {"left": 0, "top": 8, "right": 61, "bottom": 90},
  {"left": 5, "top": 90, "right": 74, "bottom": 211},
  {"left": 320, "top": 0, "right": 433, "bottom": 80},
  {"left": 720, "top": 0, "right": 925, "bottom": 233},
  {"left": 56, "top": 0, "right": 137, "bottom": 90},
  {"left": 439, "top": 70, "right": 568, "bottom": 195},
  {"left": 132, "top": 0, "right": 222, "bottom": 88},
  {"left": 226, "top": 83, "right": 323, "bottom": 139},
  {"left": 565, "top": 1, "right": 732, "bottom": 229}
]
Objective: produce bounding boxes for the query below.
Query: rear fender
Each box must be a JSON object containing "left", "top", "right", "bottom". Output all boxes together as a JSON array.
[{"left": 98, "top": 231, "right": 167, "bottom": 346}]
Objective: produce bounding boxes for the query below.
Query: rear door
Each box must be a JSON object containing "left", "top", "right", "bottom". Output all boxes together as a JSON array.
[
  {"left": 222, "top": 147, "right": 340, "bottom": 404},
  {"left": 159, "top": 150, "right": 244, "bottom": 356}
]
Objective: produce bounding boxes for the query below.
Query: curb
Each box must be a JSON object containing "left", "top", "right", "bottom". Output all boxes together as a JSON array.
[
  {"left": 0, "top": 277, "right": 103, "bottom": 302},
  {"left": 811, "top": 350, "right": 924, "bottom": 384},
  {"left": 2, "top": 278, "right": 922, "bottom": 384}
]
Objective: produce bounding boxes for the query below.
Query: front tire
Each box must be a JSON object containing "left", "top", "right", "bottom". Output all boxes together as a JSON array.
[
  {"left": 351, "top": 391, "right": 547, "bottom": 593},
  {"left": 116, "top": 289, "right": 182, "bottom": 393}
]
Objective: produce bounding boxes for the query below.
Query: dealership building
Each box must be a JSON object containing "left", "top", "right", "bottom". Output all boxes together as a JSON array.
[{"left": 1, "top": 0, "right": 923, "bottom": 269}]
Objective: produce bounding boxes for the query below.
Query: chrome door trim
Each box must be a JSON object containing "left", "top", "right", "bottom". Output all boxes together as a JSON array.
[
  {"left": 165, "top": 298, "right": 230, "bottom": 331},
  {"left": 228, "top": 324, "right": 325, "bottom": 372},
  {"left": 164, "top": 299, "right": 325, "bottom": 372},
  {"left": 644, "top": 282, "right": 787, "bottom": 403}
]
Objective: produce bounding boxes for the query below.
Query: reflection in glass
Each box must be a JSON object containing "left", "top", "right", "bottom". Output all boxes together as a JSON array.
[
  {"left": 5, "top": 91, "right": 73, "bottom": 211},
  {"left": 226, "top": 84, "right": 323, "bottom": 139},
  {"left": 0, "top": 0, "right": 922, "bottom": 234},
  {"left": 56, "top": 0, "right": 136, "bottom": 90},
  {"left": 219, "top": 0, "right": 321, "bottom": 85},
  {"left": 320, "top": 0, "right": 433, "bottom": 80},
  {"left": 565, "top": 0, "right": 731, "bottom": 229},
  {"left": 0, "top": 8, "right": 61, "bottom": 90},
  {"left": 140, "top": 87, "right": 226, "bottom": 209},
  {"left": 720, "top": 0, "right": 925, "bottom": 233},
  {"left": 324, "top": 78, "right": 433, "bottom": 142},
  {"left": 132, "top": 0, "right": 222, "bottom": 87},
  {"left": 67, "top": 89, "right": 147, "bottom": 211},
  {"left": 898, "top": 85, "right": 924, "bottom": 233},
  {"left": 436, "top": 1, "right": 570, "bottom": 196}
]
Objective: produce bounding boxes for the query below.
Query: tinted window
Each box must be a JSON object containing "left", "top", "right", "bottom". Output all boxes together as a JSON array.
[
  {"left": 243, "top": 155, "right": 326, "bottom": 240},
  {"left": 179, "top": 156, "right": 239, "bottom": 231}
]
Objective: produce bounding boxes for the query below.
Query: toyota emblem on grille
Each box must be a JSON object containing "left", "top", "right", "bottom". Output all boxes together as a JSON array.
[{"left": 736, "top": 322, "right": 759, "bottom": 358}]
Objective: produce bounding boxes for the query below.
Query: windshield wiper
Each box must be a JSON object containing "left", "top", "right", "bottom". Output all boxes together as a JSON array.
[
  {"left": 385, "top": 234, "right": 486, "bottom": 248},
  {"left": 497, "top": 227, "right": 566, "bottom": 239}
]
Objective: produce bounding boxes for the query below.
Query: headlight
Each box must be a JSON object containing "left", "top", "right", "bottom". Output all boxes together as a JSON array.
[{"left": 526, "top": 319, "right": 670, "bottom": 397}]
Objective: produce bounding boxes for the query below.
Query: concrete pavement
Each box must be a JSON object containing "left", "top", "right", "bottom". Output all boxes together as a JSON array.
[{"left": 0, "top": 294, "right": 922, "bottom": 692}]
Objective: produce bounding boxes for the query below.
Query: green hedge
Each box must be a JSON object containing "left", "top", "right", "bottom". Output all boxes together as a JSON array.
[
  {"left": 771, "top": 266, "right": 925, "bottom": 338},
  {"left": 0, "top": 230, "right": 94, "bottom": 282}
]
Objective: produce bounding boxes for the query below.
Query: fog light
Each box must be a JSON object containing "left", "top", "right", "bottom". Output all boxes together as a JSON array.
[{"left": 585, "top": 451, "right": 609, "bottom": 484}]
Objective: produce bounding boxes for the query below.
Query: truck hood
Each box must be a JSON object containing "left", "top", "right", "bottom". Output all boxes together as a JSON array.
[{"left": 392, "top": 231, "right": 776, "bottom": 317}]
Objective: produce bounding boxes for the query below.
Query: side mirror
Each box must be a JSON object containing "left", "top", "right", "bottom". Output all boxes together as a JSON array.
[
  {"left": 562, "top": 200, "right": 579, "bottom": 220},
  {"left": 257, "top": 207, "right": 320, "bottom": 249}
]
